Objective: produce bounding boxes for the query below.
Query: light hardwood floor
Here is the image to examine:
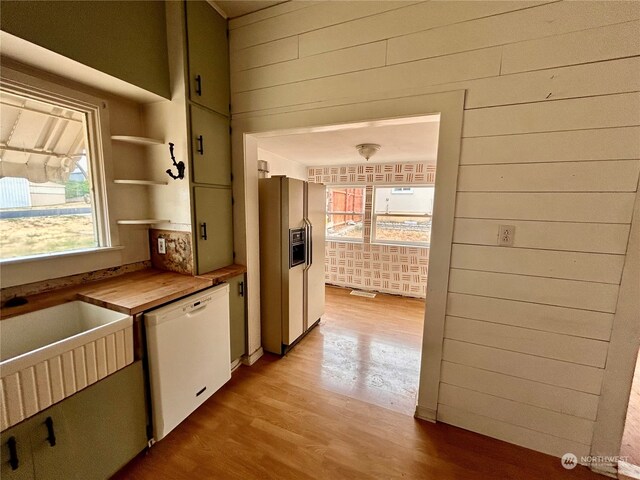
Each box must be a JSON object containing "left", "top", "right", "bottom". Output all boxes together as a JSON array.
[
  {"left": 114, "top": 286, "right": 599, "bottom": 479},
  {"left": 621, "top": 350, "right": 640, "bottom": 466}
]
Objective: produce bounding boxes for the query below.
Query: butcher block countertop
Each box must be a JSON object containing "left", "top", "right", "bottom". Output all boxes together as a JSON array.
[
  {"left": 196, "top": 264, "right": 246, "bottom": 283},
  {"left": 77, "top": 269, "right": 212, "bottom": 315},
  {"left": 1, "top": 265, "right": 247, "bottom": 319}
]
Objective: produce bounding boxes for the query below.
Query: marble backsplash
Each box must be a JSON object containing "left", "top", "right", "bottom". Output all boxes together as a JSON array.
[{"left": 149, "top": 229, "right": 194, "bottom": 275}]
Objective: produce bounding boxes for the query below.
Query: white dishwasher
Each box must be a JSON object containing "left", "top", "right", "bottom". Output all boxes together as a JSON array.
[{"left": 145, "top": 283, "right": 231, "bottom": 441}]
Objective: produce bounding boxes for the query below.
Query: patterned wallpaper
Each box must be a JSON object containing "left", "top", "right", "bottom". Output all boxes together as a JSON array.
[{"left": 308, "top": 162, "right": 436, "bottom": 298}]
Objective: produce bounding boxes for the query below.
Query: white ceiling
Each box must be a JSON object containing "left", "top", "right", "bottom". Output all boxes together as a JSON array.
[
  {"left": 212, "top": 1, "right": 286, "bottom": 18},
  {"left": 256, "top": 115, "right": 440, "bottom": 167}
]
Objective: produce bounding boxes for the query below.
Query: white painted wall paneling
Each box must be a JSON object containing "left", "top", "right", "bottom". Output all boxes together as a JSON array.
[
  {"left": 297, "top": 0, "right": 545, "bottom": 58},
  {"left": 232, "top": 47, "right": 502, "bottom": 113},
  {"left": 444, "top": 315, "right": 609, "bottom": 367},
  {"left": 442, "top": 339, "right": 603, "bottom": 395},
  {"left": 386, "top": 1, "right": 640, "bottom": 65},
  {"left": 440, "top": 361, "right": 600, "bottom": 420},
  {"left": 452, "top": 219, "right": 631, "bottom": 255},
  {"left": 438, "top": 383, "right": 594, "bottom": 444},
  {"left": 437, "top": 404, "right": 591, "bottom": 459},
  {"left": 450, "top": 244, "right": 624, "bottom": 284},
  {"left": 460, "top": 126, "right": 640, "bottom": 165},
  {"left": 462, "top": 93, "right": 640, "bottom": 138},
  {"left": 230, "top": 1, "right": 415, "bottom": 51},
  {"left": 233, "top": 55, "right": 640, "bottom": 117},
  {"left": 231, "top": 36, "right": 298, "bottom": 72},
  {"left": 455, "top": 192, "right": 636, "bottom": 223},
  {"left": 457, "top": 160, "right": 640, "bottom": 193},
  {"left": 229, "top": 1, "right": 317, "bottom": 30},
  {"left": 502, "top": 19, "right": 640, "bottom": 74},
  {"left": 446, "top": 292, "right": 613, "bottom": 341},
  {"left": 464, "top": 56, "right": 640, "bottom": 109},
  {"left": 232, "top": 41, "right": 387, "bottom": 93},
  {"left": 448, "top": 269, "right": 620, "bottom": 313}
]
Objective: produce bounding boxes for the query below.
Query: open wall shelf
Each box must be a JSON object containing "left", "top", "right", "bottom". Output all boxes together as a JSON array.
[
  {"left": 111, "top": 135, "right": 164, "bottom": 146},
  {"left": 113, "top": 179, "right": 168, "bottom": 186},
  {"left": 117, "top": 219, "right": 170, "bottom": 225}
]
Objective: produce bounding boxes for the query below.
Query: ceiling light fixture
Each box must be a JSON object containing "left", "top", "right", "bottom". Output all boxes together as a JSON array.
[{"left": 356, "top": 143, "right": 381, "bottom": 161}]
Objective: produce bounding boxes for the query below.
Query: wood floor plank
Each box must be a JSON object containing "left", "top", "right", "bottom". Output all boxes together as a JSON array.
[{"left": 114, "top": 286, "right": 600, "bottom": 480}]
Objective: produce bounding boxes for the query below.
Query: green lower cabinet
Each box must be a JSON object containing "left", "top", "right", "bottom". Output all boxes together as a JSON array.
[
  {"left": 29, "top": 407, "right": 75, "bottom": 480},
  {"left": 227, "top": 274, "right": 247, "bottom": 362},
  {"left": 1, "top": 420, "right": 34, "bottom": 480},
  {"left": 62, "top": 361, "right": 147, "bottom": 480},
  {"left": 0, "top": 361, "right": 147, "bottom": 480}
]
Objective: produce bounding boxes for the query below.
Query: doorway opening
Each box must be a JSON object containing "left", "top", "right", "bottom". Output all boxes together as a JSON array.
[{"left": 251, "top": 114, "right": 440, "bottom": 415}]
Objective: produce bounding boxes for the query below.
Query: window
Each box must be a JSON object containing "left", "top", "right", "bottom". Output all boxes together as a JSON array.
[
  {"left": 0, "top": 77, "right": 109, "bottom": 261},
  {"left": 372, "top": 186, "right": 434, "bottom": 246},
  {"left": 326, "top": 186, "right": 365, "bottom": 241}
]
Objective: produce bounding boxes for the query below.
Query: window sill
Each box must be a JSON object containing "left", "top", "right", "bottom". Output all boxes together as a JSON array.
[
  {"left": 370, "top": 241, "right": 430, "bottom": 248},
  {"left": 326, "top": 237, "right": 364, "bottom": 244},
  {"left": 0, "top": 246, "right": 125, "bottom": 266}
]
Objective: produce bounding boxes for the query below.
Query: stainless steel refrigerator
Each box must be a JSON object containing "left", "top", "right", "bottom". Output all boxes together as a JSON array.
[{"left": 258, "top": 176, "right": 325, "bottom": 355}]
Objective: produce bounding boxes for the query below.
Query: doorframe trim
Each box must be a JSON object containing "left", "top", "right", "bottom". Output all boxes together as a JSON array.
[{"left": 590, "top": 188, "right": 640, "bottom": 473}]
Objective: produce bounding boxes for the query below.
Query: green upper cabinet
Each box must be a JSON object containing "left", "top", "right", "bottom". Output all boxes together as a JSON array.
[
  {"left": 190, "top": 105, "right": 231, "bottom": 186},
  {"left": 185, "top": 0, "right": 230, "bottom": 116},
  {"left": 194, "top": 186, "right": 234, "bottom": 274}
]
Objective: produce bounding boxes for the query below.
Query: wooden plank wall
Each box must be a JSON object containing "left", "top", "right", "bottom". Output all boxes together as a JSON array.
[{"left": 229, "top": 0, "right": 640, "bottom": 459}]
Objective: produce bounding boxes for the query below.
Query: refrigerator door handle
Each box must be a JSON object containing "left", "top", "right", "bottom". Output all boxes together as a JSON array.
[
  {"left": 308, "top": 223, "right": 313, "bottom": 266},
  {"left": 303, "top": 218, "right": 311, "bottom": 268}
]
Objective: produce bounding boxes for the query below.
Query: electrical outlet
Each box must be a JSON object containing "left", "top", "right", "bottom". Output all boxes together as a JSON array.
[
  {"left": 158, "top": 237, "right": 166, "bottom": 255},
  {"left": 498, "top": 225, "right": 515, "bottom": 246}
]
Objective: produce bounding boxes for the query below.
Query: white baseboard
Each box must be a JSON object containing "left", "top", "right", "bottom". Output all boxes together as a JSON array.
[
  {"left": 414, "top": 404, "right": 437, "bottom": 423},
  {"left": 618, "top": 461, "right": 640, "bottom": 480},
  {"left": 230, "top": 358, "right": 242, "bottom": 373},
  {"left": 241, "top": 347, "right": 264, "bottom": 366},
  {"left": 590, "top": 463, "right": 617, "bottom": 478}
]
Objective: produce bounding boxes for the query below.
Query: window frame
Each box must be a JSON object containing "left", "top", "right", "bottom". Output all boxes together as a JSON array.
[
  {"left": 0, "top": 67, "right": 116, "bottom": 264},
  {"left": 371, "top": 184, "right": 434, "bottom": 247},
  {"left": 391, "top": 187, "right": 413, "bottom": 194},
  {"left": 325, "top": 185, "right": 366, "bottom": 243}
]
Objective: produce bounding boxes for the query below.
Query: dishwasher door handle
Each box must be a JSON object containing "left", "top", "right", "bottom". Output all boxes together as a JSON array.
[{"left": 187, "top": 305, "right": 207, "bottom": 316}]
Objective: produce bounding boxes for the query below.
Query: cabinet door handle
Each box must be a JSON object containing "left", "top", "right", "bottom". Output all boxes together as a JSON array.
[
  {"left": 200, "top": 222, "right": 208, "bottom": 240},
  {"left": 195, "top": 74, "right": 202, "bottom": 96},
  {"left": 196, "top": 135, "right": 204, "bottom": 155},
  {"left": 239, "top": 281, "right": 244, "bottom": 297},
  {"left": 45, "top": 416, "right": 56, "bottom": 447},
  {"left": 7, "top": 436, "right": 18, "bottom": 470}
]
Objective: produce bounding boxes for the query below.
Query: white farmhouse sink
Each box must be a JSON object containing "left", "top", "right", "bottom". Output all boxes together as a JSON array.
[{"left": 0, "top": 301, "right": 133, "bottom": 431}]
